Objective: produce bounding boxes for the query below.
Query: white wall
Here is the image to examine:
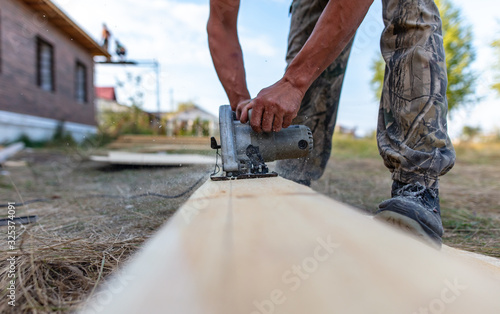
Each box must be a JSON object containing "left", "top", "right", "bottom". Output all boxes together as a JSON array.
[{"left": 0, "top": 110, "right": 97, "bottom": 143}]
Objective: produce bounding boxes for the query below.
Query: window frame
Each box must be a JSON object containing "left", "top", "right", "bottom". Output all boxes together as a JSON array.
[
  {"left": 0, "top": 10, "right": 2, "bottom": 73},
  {"left": 75, "top": 60, "right": 88, "bottom": 103},
  {"left": 36, "top": 36, "right": 55, "bottom": 92}
]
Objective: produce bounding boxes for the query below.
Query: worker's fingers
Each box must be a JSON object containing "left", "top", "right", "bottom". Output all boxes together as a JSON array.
[
  {"left": 272, "top": 114, "right": 283, "bottom": 132},
  {"left": 240, "top": 106, "right": 250, "bottom": 124},
  {"left": 236, "top": 99, "right": 251, "bottom": 120},
  {"left": 283, "top": 114, "right": 294, "bottom": 129},
  {"left": 249, "top": 106, "right": 263, "bottom": 133},
  {"left": 261, "top": 110, "right": 275, "bottom": 133}
]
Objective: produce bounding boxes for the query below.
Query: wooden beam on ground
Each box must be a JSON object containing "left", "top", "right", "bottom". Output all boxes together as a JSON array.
[
  {"left": 0, "top": 142, "right": 25, "bottom": 164},
  {"left": 81, "top": 177, "right": 500, "bottom": 314},
  {"left": 107, "top": 135, "right": 212, "bottom": 150},
  {"left": 114, "top": 135, "right": 211, "bottom": 144},
  {"left": 90, "top": 152, "right": 215, "bottom": 166}
]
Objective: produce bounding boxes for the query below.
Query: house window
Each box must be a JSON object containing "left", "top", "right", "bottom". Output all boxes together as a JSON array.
[
  {"left": 75, "top": 62, "right": 87, "bottom": 103},
  {"left": 37, "top": 37, "right": 54, "bottom": 91},
  {"left": 0, "top": 11, "right": 2, "bottom": 73}
]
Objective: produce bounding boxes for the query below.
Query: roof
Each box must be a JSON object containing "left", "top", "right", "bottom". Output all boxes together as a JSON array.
[
  {"left": 19, "top": 0, "right": 110, "bottom": 57},
  {"left": 169, "top": 105, "right": 217, "bottom": 122},
  {"left": 95, "top": 87, "right": 117, "bottom": 101}
]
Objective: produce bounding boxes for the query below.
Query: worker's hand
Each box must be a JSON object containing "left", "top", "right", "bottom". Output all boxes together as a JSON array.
[
  {"left": 232, "top": 99, "right": 251, "bottom": 112},
  {"left": 236, "top": 78, "right": 303, "bottom": 133}
]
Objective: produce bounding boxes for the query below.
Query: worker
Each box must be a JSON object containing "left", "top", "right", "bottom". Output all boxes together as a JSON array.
[
  {"left": 115, "top": 40, "right": 127, "bottom": 61},
  {"left": 102, "top": 23, "right": 112, "bottom": 62},
  {"left": 102, "top": 23, "right": 111, "bottom": 51},
  {"left": 207, "top": 0, "right": 455, "bottom": 248}
]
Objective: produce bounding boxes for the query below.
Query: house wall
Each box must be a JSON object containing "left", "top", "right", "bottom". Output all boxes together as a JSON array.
[
  {"left": 0, "top": 109, "right": 96, "bottom": 143},
  {"left": 0, "top": 0, "right": 96, "bottom": 142}
]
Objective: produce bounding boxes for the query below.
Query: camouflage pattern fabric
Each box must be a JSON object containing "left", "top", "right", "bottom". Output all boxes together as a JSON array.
[
  {"left": 377, "top": 0, "right": 455, "bottom": 188},
  {"left": 276, "top": 0, "right": 353, "bottom": 184},
  {"left": 277, "top": 0, "right": 455, "bottom": 188}
]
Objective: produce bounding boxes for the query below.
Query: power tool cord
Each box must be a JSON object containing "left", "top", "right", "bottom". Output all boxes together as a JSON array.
[
  {"left": 212, "top": 148, "right": 222, "bottom": 176},
  {"left": 0, "top": 173, "right": 207, "bottom": 208}
]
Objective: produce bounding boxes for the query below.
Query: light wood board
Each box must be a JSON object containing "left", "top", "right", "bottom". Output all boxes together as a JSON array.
[
  {"left": 0, "top": 142, "right": 24, "bottom": 164},
  {"left": 90, "top": 152, "right": 215, "bottom": 166},
  {"left": 81, "top": 177, "right": 500, "bottom": 314},
  {"left": 107, "top": 135, "right": 211, "bottom": 150}
]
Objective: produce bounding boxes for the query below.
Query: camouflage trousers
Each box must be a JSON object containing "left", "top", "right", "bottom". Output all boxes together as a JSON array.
[{"left": 276, "top": 0, "right": 456, "bottom": 188}]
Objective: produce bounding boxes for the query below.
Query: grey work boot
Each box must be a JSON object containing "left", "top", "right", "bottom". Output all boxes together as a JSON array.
[{"left": 375, "top": 181, "right": 444, "bottom": 248}]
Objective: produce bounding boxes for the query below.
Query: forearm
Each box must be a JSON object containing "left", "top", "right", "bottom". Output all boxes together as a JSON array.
[
  {"left": 284, "top": 0, "right": 374, "bottom": 94},
  {"left": 207, "top": 1, "right": 250, "bottom": 108}
]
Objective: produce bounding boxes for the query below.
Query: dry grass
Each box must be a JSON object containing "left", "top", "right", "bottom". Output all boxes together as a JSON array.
[
  {"left": 0, "top": 148, "right": 210, "bottom": 313},
  {"left": 313, "top": 134, "right": 500, "bottom": 258},
  {"left": 0, "top": 234, "right": 144, "bottom": 312}
]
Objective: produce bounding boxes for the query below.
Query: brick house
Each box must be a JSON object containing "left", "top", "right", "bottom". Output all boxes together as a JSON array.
[{"left": 0, "top": 0, "right": 110, "bottom": 143}]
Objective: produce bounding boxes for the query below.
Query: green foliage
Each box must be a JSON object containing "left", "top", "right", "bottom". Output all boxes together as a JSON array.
[
  {"left": 370, "top": 0, "right": 476, "bottom": 112},
  {"left": 99, "top": 72, "right": 159, "bottom": 136},
  {"left": 49, "top": 121, "right": 76, "bottom": 147},
  {"left": 176, "top": 118, "right": 211, "bottom": 137},
  {"left": 460, "top": 125, "right": 482, "bottom": 142},
  {"left": 492, "top": 38, "right": 500, "bottom": 95},
  {"left": 80, "top": 132, "right": 117, "bottom": 148},
  {"left": 331, "top": 134, "right": 380, "bottom": 159},
  {"left": 116, "top": 73, "right": 145, "bottom": 108},
  {"left": 439, "top": 0, "right": 476, "bottom": 110},
  {"left": 13, "top": 134, "right": 46, "bottom": 148},
  {"left": 11, "top": 122, "right": 76, "bottom": 148},
  {"left": 99, "top": 106, "right": 155, "bottom": 136},
  {"left": 370, "top": 57, "right": 385, "bottom": 101},
  {"left": 177, "top": 101, "right": 197, "bottom": 112},
  {"left": 170, "top": 101, "right": 212, "bottom": 136}
]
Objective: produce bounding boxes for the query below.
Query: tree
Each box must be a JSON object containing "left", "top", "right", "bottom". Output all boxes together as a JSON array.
[
  {"left": 116, "top": 72, "right": 145, "bottom": 108},
  {"left": 370, "top": 0, "right": 476, "bottom": 112},
  {"left": 460, "top": 125, "right": 481, "bottom": 142},
  {"left": 492, "top": 37, "right": 500, "bottom": 95},
  {"left": 98, "top": 73, "right": 156, "bottom": 135},
  {"left": 177, "top": 101, "right": 197, "bottom": 112}
]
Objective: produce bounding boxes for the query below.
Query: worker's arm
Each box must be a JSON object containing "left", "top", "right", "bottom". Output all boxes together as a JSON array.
[
  {"left": 238, "top": 0, "right": 374, "bottom": 133},
  {"left": 207, "top": 0, "right": 251, "bottom": 111}
]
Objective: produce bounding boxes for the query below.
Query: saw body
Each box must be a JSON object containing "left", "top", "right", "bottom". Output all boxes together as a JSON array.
[{"left": 211, "top": 105, "right": 313, "bottom": 180}]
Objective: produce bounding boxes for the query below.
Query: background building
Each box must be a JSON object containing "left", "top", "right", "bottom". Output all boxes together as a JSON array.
[
  {"left": 166, "top": 103, "right": 217, "bottom": 137},
  {"left": 0, "top": 0, "right": 110, "bottom": 143}
]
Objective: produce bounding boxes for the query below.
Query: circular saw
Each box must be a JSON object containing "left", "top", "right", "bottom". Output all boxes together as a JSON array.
[{"left": 210, "top": 105, "right": 313, "bottom": 180}]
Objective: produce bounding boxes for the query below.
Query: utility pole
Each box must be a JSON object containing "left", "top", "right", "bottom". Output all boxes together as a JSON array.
[{"left": 169, "top": 88, "right": 174, "bottom": 112}]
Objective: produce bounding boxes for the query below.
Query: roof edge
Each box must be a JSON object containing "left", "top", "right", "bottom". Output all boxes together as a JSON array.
[{"left": 20, "top": 0, "right": 111, "bottom": 58}]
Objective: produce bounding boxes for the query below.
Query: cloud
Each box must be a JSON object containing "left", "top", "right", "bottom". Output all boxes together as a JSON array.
[
  {"left": 240, "top": 35, "right": 278, "bottom": 58},
  {"left": 51, "top": 0, "right": 287, "bottom": 114}
]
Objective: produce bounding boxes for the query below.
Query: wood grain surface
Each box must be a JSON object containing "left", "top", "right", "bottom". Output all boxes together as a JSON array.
[{"left": 81, "top": 177, "right": 500, "bottom": 314}]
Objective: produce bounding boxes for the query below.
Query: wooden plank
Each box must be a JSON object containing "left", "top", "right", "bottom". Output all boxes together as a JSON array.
[
  {"left": 81, "top": 177, "right": 500, "bottom": 314},
  {"left": 106, "top": 143, "right": 210, "bottom": 151},
  {"left": 0, "top": 142, "right": 25, "bottom": 164},
  {"left": 113, "top": 135, "right": 211, "bottom": 145},
  {"left": 90, "top": 152, "right": 215, "bottom": 166}
]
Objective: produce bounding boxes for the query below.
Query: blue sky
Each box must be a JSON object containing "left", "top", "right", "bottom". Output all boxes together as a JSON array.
[{"left": 53, "top": 0, "right": 500, "bottom": 138}]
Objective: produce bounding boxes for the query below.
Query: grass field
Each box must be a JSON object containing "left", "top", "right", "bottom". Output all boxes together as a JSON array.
[
  {"left": 314, "top": 134, "right": 500, "bottom": 257},
  {"left": 0, "top": 137, "right": 498, "bottom": 312}
]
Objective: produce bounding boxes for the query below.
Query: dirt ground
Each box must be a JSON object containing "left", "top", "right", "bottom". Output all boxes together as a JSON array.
[
  {"left": 0, "top": 143, "right": 499, "bottom": 312},
  {"left": 0, "top": 148, "right": 212, "bottom": 312}
]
